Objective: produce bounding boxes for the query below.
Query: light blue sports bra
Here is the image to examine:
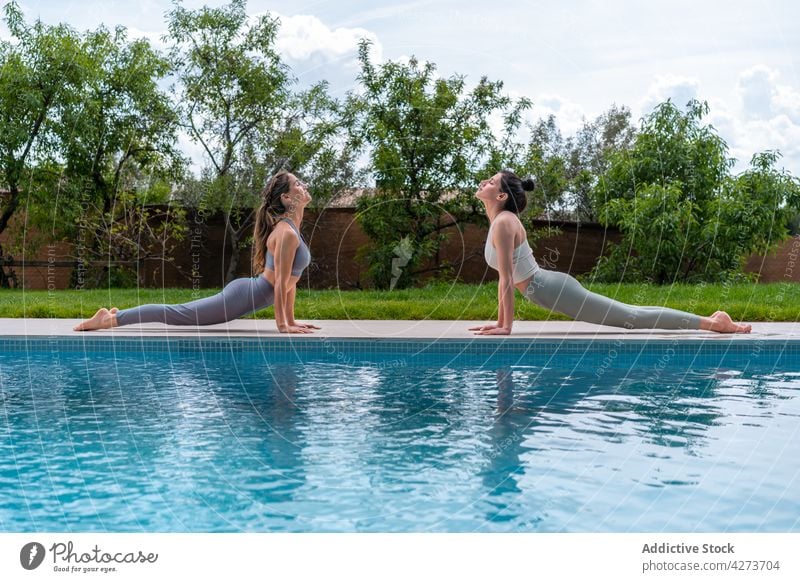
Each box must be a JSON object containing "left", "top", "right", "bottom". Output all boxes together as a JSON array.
[{"left": 265, "top": 218, "right": 311, "bottom": 277}]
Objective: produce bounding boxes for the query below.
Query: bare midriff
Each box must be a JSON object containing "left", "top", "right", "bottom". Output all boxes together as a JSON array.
[
  {"left": 261, "top": 269, "right": 300, "bottom": 287},
  {"left": 514, "top": 273, "right": 535, "bottom": 294}
]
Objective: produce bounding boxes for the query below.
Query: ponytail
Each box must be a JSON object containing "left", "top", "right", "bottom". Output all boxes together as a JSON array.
[{"left": 251, "top": 172, "right": 290, "bottom": 275}]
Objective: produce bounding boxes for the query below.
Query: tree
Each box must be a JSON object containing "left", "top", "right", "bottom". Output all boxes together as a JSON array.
[
  {"left": 588, "top": 99, "right": 800, "bottom": 284},
  {"left": 717, "top": 151, "right": 800, "bottom": 275},
  {"left": 788, "top": 210, "right": 800, "bottom": 236},
  {"left": 95, "top": 175, "right": 187, "bottom": 288},
  {"left": 519, "top": 115, "right": 570, "bottom": 219},
  {"left": 0, "top": 1, "right": 85, "bottom": 286},
  {"left": 167, "top": 0, "right": 348, "bottom": 283},
  {"left": 567, "top": 104, "right": 636, "bottom": 222},
  {"left": 56, "top": 24, "right": 185, "bottom": 287},
  {"left": 483, "top": 104, "right": 635, "bottom": 231},
  {"left": 348, "top": 39, "right": 531, "bottom": 289},
  {"left": 511, "top": 105, "right": 636, "bottom": 222}
]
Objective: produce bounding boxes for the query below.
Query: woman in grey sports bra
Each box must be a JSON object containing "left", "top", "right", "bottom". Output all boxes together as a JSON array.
[
  {"left": 74, "top": 171, "right": 319, "bottom": 334},
  {"left": 470, "top": 170, "right": 752, "bottom": 335}
]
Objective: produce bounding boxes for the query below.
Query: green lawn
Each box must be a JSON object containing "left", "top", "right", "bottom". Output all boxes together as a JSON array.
[{"left": 0, "top": 282, "right": 797, "bottom": 321}]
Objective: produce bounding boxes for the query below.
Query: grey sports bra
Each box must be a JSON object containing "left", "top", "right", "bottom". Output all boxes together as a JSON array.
[{"left": 265, "top": 218, "right": 311, "bottom": 277}]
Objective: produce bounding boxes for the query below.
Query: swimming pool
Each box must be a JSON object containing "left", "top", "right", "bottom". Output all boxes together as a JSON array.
[{"left": 1, "top": 337, "right": 798, "bottom": 532}]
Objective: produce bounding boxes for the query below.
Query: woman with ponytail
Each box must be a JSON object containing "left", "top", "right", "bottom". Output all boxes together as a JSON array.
[
  {"left": 469, "top": 169, "right": 751, "bottom": 335},
  {"left": 74, "top": 172, "right": 319, "bottom": 334}
]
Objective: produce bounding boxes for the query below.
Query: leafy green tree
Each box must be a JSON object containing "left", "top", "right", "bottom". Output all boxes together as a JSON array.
[
  {"left": 348, "top": 39, "right": 531, "bottom": 289},
  {"left": 567, "top": 104, "right": 636, "bottom": 222},
  {"left": 60, "top": 26, "right": 182, "bottom": 208},
  {"left": 484, "top": 104, "right": 634, "bottom": 239},
  {"left": 56, "top": 25, "right": 185, "bottom": 287},
  {"left": 718, "top": 151, "right": 800, "bottom": 275},
  {"left": 788, "top": 211, "right": 800, "bottom": 236},
  {"left": 167, "top": 0, "right": 349, "bottom": 282},
  {"left": 96, "top": 179, "right": 186, "bottom": 288},
  {"left": 0, "top": 1, "right": 85, "bottom": 286},
  {"left": 512, "top": 105, "right": 636, "bottom": 222},
  {"left": 589, "top": 99, "right": 800, "bottom": 284},
  {"left": 519, "top": 115, "right": 570, "bottom": 218},
  {"left": 166, "top": 0, "right": 288, "bottom": 282},
  {"left": 0, "top": 3, "right": 184, "bottom": 288}
]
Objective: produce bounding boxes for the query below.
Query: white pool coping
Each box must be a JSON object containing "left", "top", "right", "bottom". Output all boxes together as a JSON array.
[{"left": 1, "top": 318, "right": 797, "bottom": 341}]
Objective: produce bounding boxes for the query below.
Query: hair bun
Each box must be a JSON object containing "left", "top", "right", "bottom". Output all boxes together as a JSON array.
[{"left": 521, "top": 176, "right": 536, "bottom": 191}]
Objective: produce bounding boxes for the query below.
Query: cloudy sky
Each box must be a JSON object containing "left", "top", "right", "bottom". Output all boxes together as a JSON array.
[{"left": 5, "top": 0, "right": 800, "bottom": 175}]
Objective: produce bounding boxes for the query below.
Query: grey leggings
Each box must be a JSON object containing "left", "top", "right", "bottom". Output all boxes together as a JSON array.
[
  {"left": 523, "top": 269, "right": 702, "bottom": 330},
  {"left": 115, "top": 275, "right": 275, "bottom": 326}
]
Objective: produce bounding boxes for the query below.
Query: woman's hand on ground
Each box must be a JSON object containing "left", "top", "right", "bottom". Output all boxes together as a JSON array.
[
  {"left": 468, "top": 322, "right": 503, "bottom": 331},
  {"left": 278, "top": 324, "right": 314, "bottom": 334},
  {"left": 473, "top": 327, "right": 512, "bottom": 335}
]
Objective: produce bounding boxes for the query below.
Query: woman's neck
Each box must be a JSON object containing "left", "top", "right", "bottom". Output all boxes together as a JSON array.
[
  {"left": 281, "top": 208, "right": 305, "bottom": 226},
  {"left": 487, "top": 206, "right": 507, "bottom": 223}
]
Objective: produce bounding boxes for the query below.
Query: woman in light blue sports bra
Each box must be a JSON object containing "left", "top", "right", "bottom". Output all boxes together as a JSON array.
[
  {"left": 470, "top": 169, "right": 752, "bottom": 335},
  {"left": 74, "top": 171, "right": 319, "bottom": 334}
]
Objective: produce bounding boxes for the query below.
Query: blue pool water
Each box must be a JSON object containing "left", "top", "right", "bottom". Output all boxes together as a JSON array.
[{"left": 1, "top": 338, "right": 798, "bottom": 532}]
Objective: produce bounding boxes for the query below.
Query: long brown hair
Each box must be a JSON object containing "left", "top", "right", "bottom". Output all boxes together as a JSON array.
[{"left": 252, "top": 171, "right": 290, "bottom": 275}]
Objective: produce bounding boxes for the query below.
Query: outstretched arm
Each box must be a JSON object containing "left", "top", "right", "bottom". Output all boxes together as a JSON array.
[
  {"left": 474, "top": 219, "right": 516, "bottom": 335},
  {"left": 271, "top": 230, "right": 311, "bottom": 334}
]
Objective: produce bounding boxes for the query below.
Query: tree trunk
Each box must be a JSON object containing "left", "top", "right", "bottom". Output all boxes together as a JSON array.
[
  {"left": 0, "top": 186, "right": 20, "bottom": 236},
  {"left": 225, "top": 230, "right": 242, "bottom": 285},
  {"left": 224, "top": 209, "right": 256, "bottom": 284},
  {"left": 0, "top": 188, "right": 21, "bottom": 289}
]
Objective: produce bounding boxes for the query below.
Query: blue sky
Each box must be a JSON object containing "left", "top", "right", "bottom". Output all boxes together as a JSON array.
[{"left": 5, "top": 0, "right": 800, "bottom": 175}]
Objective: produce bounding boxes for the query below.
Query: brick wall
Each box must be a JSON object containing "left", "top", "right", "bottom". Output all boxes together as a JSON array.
[
  {"left": 744, "top": 235, "right": 800, "bottom": 282},
  {"left": 1, "top": 207, "right": 798, "bottom": 289}
]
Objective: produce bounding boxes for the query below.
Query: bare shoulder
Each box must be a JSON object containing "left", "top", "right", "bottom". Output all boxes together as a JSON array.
[
  {"left": 268, "top": 223, "right": 300, "bottom": 250},
  {"left": 493, "top": 212, "right": 524, "bottom": 236}
]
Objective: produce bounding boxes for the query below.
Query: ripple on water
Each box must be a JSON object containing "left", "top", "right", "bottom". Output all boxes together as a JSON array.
[{"left": 0, "top": 348, "right": 798, "bottom": 532}]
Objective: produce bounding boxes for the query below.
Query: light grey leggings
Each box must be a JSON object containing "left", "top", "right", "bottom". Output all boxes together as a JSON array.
[
  {"left": 115, "top": 275, "right": 275, "bottom": 326},
  {"left": 523, "top": 269, "right": 702, "bottom": 330}
]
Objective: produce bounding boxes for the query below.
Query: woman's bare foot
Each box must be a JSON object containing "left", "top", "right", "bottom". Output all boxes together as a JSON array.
[
  {"left": 73, "top": 308, "right": 118, "bottom": 332},
  {"left": 701, "top": 311, "right": 752, "bottom": 334}
]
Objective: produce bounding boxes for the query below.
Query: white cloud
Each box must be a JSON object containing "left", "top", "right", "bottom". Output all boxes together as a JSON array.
[
  {"left": 737, "top": 65, "right": 800, "bottom": 124},
  {"left": 639, "top": 74, "right": 701, "bottom": 114},
  {"left": 635, "top": 69, "right": 800, "bottom": 176},
  {"left": 534, "top": 94, "right": 588, "bottom": 136},
  {"left": 479, "top": 91, "right": 589, "bottom": 154},
  {"left": 732, "top": 66, "right": 800, "bottom": 173},
  {"left": 255, "top": 11, "right": 382, "bottom": 95},
  {"left": 737, "top": 65, "right": 778, "bottom": 119},
  {"left": 270, "top": 13, "right": 380, "bottom": 62},
  {"left": 736, "top": 114, "right": 800, "bottom": 172},
  {"left": 706, "top": 103, "right": 739, "bottom": 143},
  {"left": 774, "top": 88, "right": 800, "bottom": 124}
]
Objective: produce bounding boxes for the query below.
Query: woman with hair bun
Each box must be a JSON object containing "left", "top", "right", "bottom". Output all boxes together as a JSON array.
[
  {"left": 74, "top": 171, "right": 320, "bottom": 334},
  {"left": 469, "top": 169, "right": 751, "bottom": 335}
]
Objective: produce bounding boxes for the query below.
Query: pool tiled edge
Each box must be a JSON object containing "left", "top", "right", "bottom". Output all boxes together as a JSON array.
[
  {"left": 1, "top": 318, "right": 798, "bottom": 356},
  {"left": 2, "top": 334, "right": 800, "bottom": 356}
]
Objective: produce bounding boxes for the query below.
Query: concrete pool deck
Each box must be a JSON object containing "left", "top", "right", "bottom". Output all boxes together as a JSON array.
[{"left": 1, "top": 318, "right": 798, "bottom": 341}]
